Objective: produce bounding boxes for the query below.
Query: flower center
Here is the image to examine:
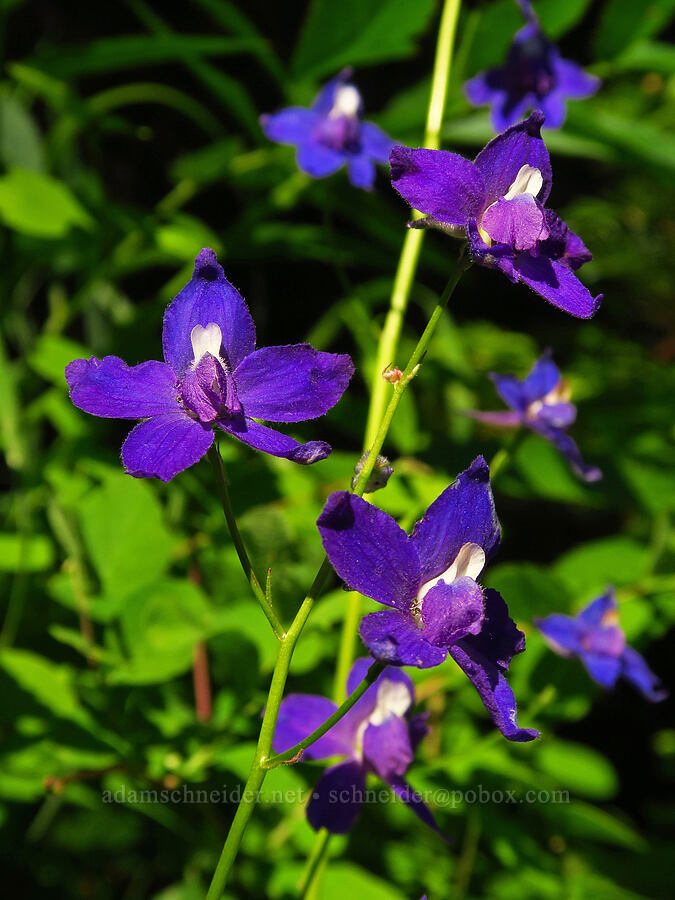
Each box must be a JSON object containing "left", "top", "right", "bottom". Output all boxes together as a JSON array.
[
  {"left": 190, "top": 322, "right": 223, "bottom": 366},
  {"left": 317, "top": 84, "right": 362, "bottom": 151},
  {"left": 416, "top": 541, "right": 486, "bottom": 605},
  {"left": 526, "top": 378, "right": 571, "bottom": 418},
  {"left": 328, "top": 84, "right": 361, "bottom": 119},
  {"left": 478, "top": 164, "right": 544, "bottom": 246},
  {"left": 180, "top": 322, "right": 242, "bottom": 422}
]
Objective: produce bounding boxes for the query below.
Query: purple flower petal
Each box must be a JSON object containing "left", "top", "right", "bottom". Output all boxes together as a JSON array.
[
  {"left": 579, "top": 650, "right": 622, "bottom": 688},
  {"left": 390, "top": 145, "right": 486, "bottom": 226},
  {"left": 65, "top": 357, "right": 177, "bottom": 419},
  {"left": 474, "top": 111, "right": 552, "bottom": 207},
  {"left": 273, "top": 694, "right": 352, "bottom": 760},
  {"left": 217, "top": 416, "right": 331, "bottom": 465},
  {"left": 347, "top": 154, "right": 376, "bottom": 190},
  {"left": 312, "top": 69, "right": 353, "bottom": 115},
  {"left": 449, "top": 589, "right": 538, "bottom": 742},
  {"left": 410, "top": 456, "right": 500, "bottom": 583},
  {"left": 360, "top": 609, "right": 447, "bottom": 669},
  {"left": 554, "top": 58, "right": 600, "bottom": 100},
  {"left": 532, "top": 401, "right": 576, "bottom": 428},
  {"left": 162, "top": 249, "right": 255, "bottom": 378},
  {"left": 259, "top": 107, "right": 318, "bottom": 145},
  {"left": 345, "top": 659, "right": 415, "bottom": 720},
  {"left": 577, "top": 591, "right": 617, "bottom": 628},
  {"left": 531, "top": 422, "right": 602, "bottom": 481},
  {"left": 317, "top": 492, "right": 420, "bottom": 611},
  {"left": 362, "top": 716, "right": 413, "bottom": 779},
  {"left": 513, "top": 252, "right": 602, "bottom": 319},
  {"left": 296, "top": 141, "right": 345, "bottom": 178},
  {"left": 585, "top": 625, "right": 626, "bottom": 656},
  {"left": 464, "top": 68, "right": 504, "bottom": 105},
  {"left": 121, "top": 412, "right": 214, "bottom": 482},
  {"left": 520, "top": 349, "right": 561, "bottom": 403},
  {"left": 467, "top": 409, "right": 524, "bottom": 427},
  {"left": 234, "top": 344, "right": 353, "bottom": 422},
  {"left": 421, "top": 577, "right": 485, "bottom": 647},
  {"left": 489, "top": 373, "right": 528, "bottom": 413},
  {"left": 360, "top": 121, "right": 394, "bottom": 163},
  {"left": 386, "top": 774, "right": 448, "bottom": 840},
  {"left": 535, "top": 613, "right": 585, "bottom": 655},
  {"left": 620, "top": 646, "right": 668, "bottom": 702},
  {"left": 541, "top": 211, "right": 592, "bottom": 271},
  {"left": 480, "top": 195, "right": 549, "bottom": 251},
  {"left": 306, "top": 759, "right": 365, "bottom": 834},
  {"left": 538, "top": 90, "right": 567, "bottom": 129}
]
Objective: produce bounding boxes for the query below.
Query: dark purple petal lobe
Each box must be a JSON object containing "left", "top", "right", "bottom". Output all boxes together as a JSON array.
[
  {"left": 306, "top": 760, "right": 365, "bottom": 834},
  {"left": 520, "top": 349, "right": 561, "bottom": 404},
  {"left": 121, "top": 412, "right": 214, "bottom": 482},
  {"left": 513, "top": 253, "right": 602, "bottom": 319},
  {"left": 386, "top": 774, "right": 449, "bottom": 840},
  {"left": 296, "top": 141, "right": 345, "bottom": 178},
  {"left": 390, "top": 145, "right": 486, "bottom": 225},
  {"left": 360, "top": 609, "right": 447, "bottom": 669},
  {"left": 474, "top": 111, "right": 552, "bottom": 206},
  {"left": 217, "top": 416, "right": 331, "bottom": 464},
  {"left": 234, "top": 344, "right": 353, "bottom": 422},
  {"left": 480, "top": 195, "right": 548, "bottom": 251},
  {"left": 66, "top": 357, "right": 177, "bottom": 419},
  {"left": 620, "top": 646, "right": 668, "bottom": 702},
  {"left": 162, "top": 249, "right": 255, "bottom": 378},
  {"left": 554, "top": 58, "right": 600, "bottom": 99},
  {"left": 317, "top": 492, "right": 420, "bottom": 610},
  {"left": 535, "top": 613, "right": 584, "bottom": 655},
  {"left": 360, "top": 121, "right": 394, "bottom": 162},
  {"left": 577, "top": 591, "right": 616, "bottom": 628},
  {"left": 531, "top": 422, "right": 602, "bottom": 481},
  {"left": 489, "top": 372, "right": 529, "bottom": 412},
  {"left": 421, "top": 577, "right": 485, "bottom": 647},
  {"left": 579, "top": 650, "right": 622, "bottom": 688},
  {"left": 347, "top": 154, "right": 376, "bottom": 190},
  {"left": 410, "top": 456, "right": 500, "bottom": 581}
]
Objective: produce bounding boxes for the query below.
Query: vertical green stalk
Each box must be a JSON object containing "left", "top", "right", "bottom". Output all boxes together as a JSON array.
[
  {"left": 207, "top": 444, "right": 285, "bottom": 638},
  {"left": 364, "top": 0, "right": 462, "bottom": 448}
]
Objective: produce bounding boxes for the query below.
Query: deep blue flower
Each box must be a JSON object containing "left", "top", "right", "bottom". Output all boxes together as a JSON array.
[
  {"left": 273, "top": 658, "right": 443, "bottom": 835},
  {"left": 468, "top": 349, "right": 601, "bottom": 482},
  {"left": 465, "top": 0, "right": 599, "bottom": 131},
  {"left": 390, "top": 112, "right": 602, "bottom": 318},
  {"left": 260, "top": 68, "right": 393, "bottom": 190},
  {"left": 536, "top": 590, "right": 667, "bottom": 701},
  {"left": 65, "top": 249, "right": 353, "bottom": 481},
  {"left": 317, "top": 457, "right": 538, "bottom": 742}
]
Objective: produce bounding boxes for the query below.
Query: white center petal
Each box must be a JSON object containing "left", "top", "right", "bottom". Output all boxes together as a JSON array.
[
  {"left": 416, "top": 541, "right": 486, "bottom": 603},
  {"left": 503, "top": 164, "right": 543, "bottom": 201},
  {"left": 329, "top": 84, "right": 361, "bottom": 118},
  {"left": 354, "top": 678, "right": 413, "bottom": 757},
  {"left": 190, "top": 323, "right": 222, "bottom": 365}
]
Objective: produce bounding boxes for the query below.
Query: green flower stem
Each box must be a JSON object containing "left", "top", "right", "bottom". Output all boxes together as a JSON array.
[
  {"left": 354, "top": 247, "right": 471, "bottom": 497},
  {"left": 298, "top": 828, "right": 332, "bottom": 900},
  {"left": 332, "top": 590, "right": 363, "bottom": 703},
  {"left": 207, "top": 444, "right": 285, "bottom": 639},
  {"left": 363, "top": 0, "right": 462, "bottom": 449},
  {"left": 263, "top": 661, "right": 385, "bottom": 769}
]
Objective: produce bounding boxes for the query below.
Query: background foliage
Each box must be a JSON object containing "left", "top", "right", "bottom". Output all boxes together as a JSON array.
[{"left": 1, "top": 0, "right": 673, "bottom": 898}]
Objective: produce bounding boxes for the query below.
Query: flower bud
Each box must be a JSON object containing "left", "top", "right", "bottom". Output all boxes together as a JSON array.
[{"left": 351, "top": 451, "right": 393, "bottom": 493}]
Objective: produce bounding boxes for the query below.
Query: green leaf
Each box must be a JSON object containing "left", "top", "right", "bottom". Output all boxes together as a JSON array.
[
  {"left": 0, "top": 649, "right": 81, "bottom": 720},
  {"left": 78, "top": 472, "right": 174, "bottom": 599},
  {"left": 0, "top": 91, "right": 44, "bottom": 171},
  {"left": 28, "top": 334, "right": 90, "bottom": 384},
  {"left": 0, "top": 533, "right": 54, "bottom": 572},
  {"left": 0, "top": 168, "right": 92, "bottom": 238},
  {"left": 291, "top": 0, "right": 435, "bottom": 80},
  {"left": 27, "top": 35, "right": 263, "bottom": 78},
  {"left": 512, "top": 433, "right": 593, "bottom": 504},
  {"left": 536, "top": 740, "right": 618, "bottom": 799},
  {"left": 320, "top": 863, "right": 408, "bottom": 900},
  {"left": 485, "top": 563, "right": 571, "bottom": 621},
  {"left": 594, "top": 0, "right": 675, "bottom": 59},
  {"left": 540, "top": 799, "right": 644, "bottom": 849},
  {"left": 553, "top": 537, "right": 649, "bottom": 597}
]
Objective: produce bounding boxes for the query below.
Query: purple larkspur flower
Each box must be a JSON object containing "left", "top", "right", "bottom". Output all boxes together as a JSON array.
[
  {"left": 536, "top": 589, "right": 667, "bottom": 701},
  {"left": 273, "top": 658, "right": 443, "bottom": 835},
  {"left": 469, "top": 349, "right": 601, "bottom": 482},
  {"left": 390, "top": 112, "right": 602, "bottom": 318},
  {"left": 465, "top": 0, "right": 599, "bottom": 132},
  {"left": 260, "top": 68, "right": 393, "bottom": 190},
  {"left": 65, "top": 249, "right": 353, "bottom": 482},
  {"left": 317, "top": 457, "right": 538, "bottom": 742}
]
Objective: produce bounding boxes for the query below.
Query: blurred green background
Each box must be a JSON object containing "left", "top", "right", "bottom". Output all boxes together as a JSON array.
[{"left": 0, "top": 0, "right": 673, "bottom": 898}]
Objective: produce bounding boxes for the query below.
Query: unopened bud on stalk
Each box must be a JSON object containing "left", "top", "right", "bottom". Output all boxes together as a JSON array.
[{"left": 351, "top": 451, "right": 393, "bottom": 493}]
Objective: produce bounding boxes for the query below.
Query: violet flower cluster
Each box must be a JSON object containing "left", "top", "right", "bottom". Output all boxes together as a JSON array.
[
  {"left": 317, "top": 457, "right": 538, "bottom": 743},
  {"left": 469, "top": 349, "right": 601, "bottom": 482},
  {"left": 465, "top": 0, "right": 599, "bottom": 131},
  {"left": 536, "top": 590, "right": 667, "bottom": 702},
  {"left": 66, "top": 249, "right": 353, "bottom": 481},
  {"left": 273, "top": 659, "right": 443, "bottom": 835},
  {"left": 261, "top": 68, "right": 393, "bottom": 190},
  {"left": 391, "top": 112, "right": 601, "bottom": 319}
]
